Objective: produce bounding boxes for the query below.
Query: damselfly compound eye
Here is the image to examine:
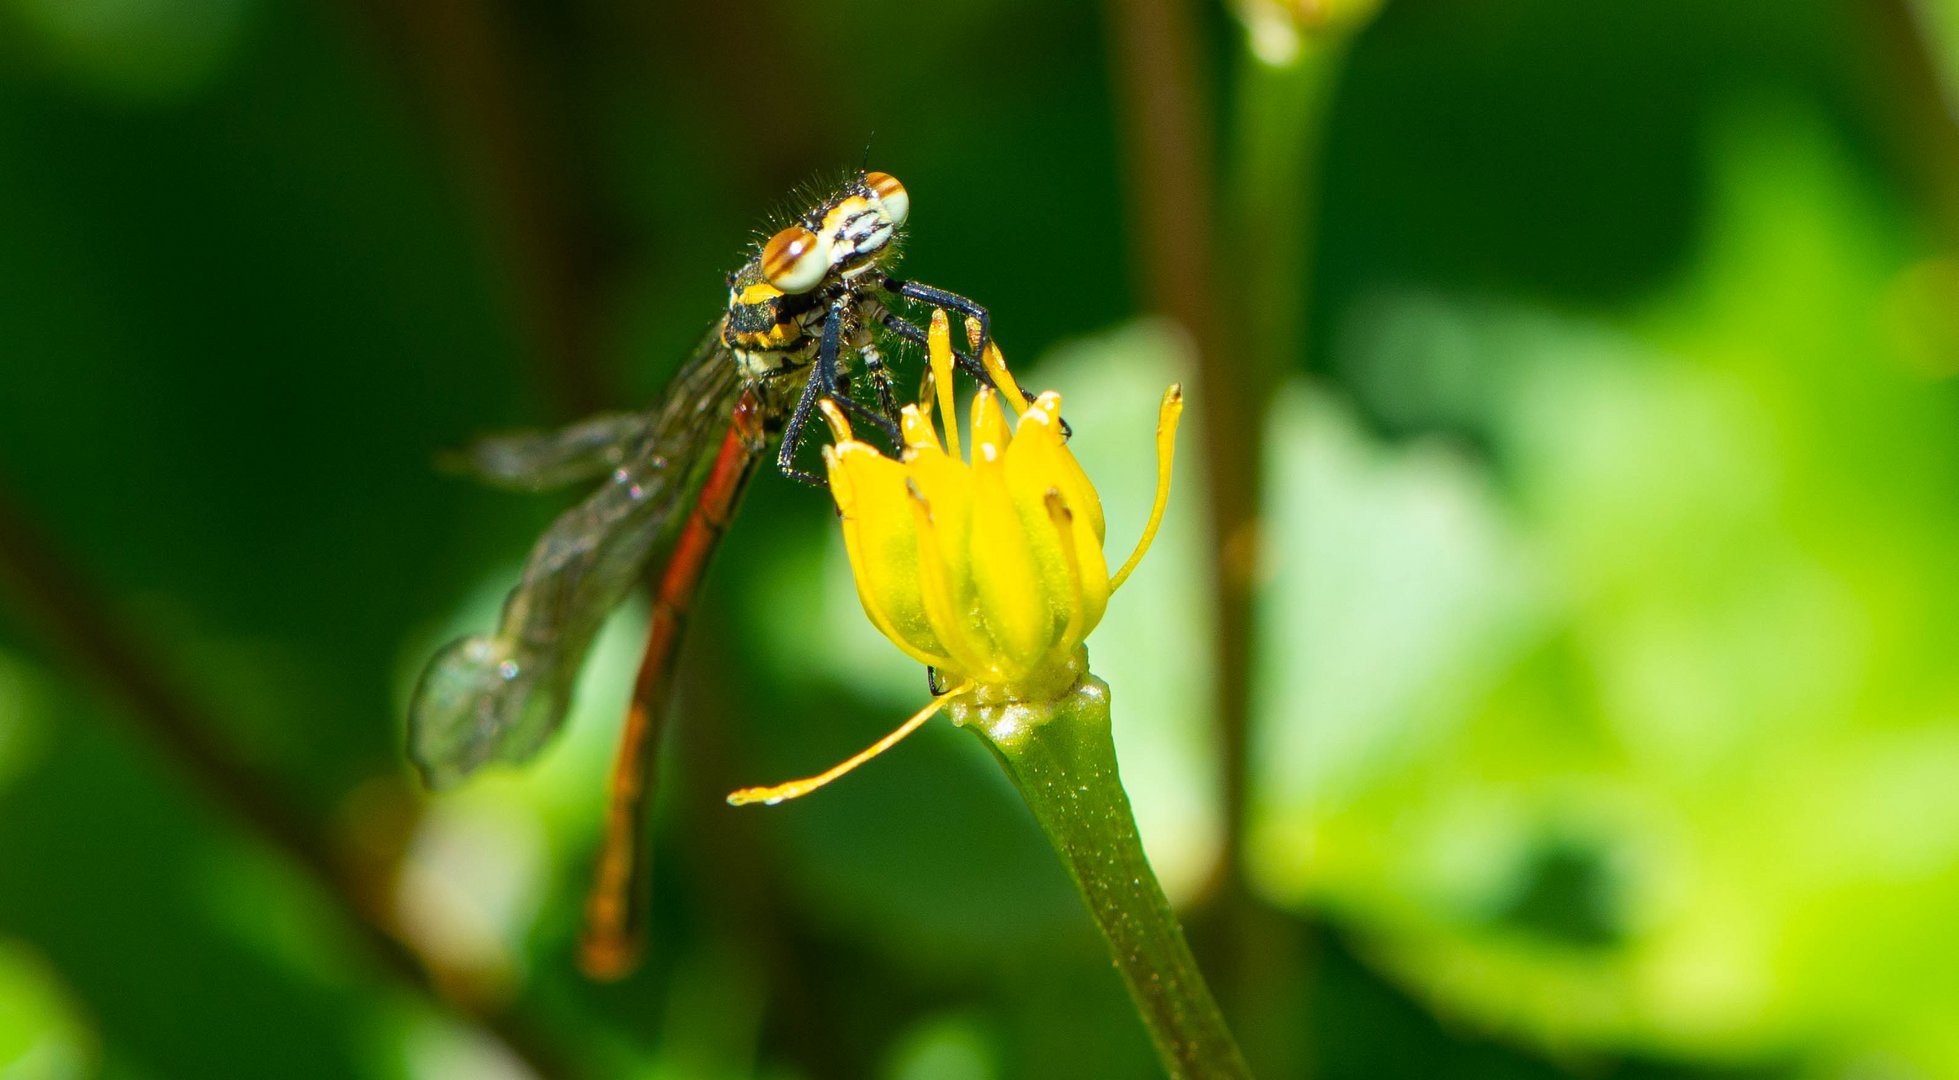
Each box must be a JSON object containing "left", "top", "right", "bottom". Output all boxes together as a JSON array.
[
  {"left": 866, "top": 171, "right": 909, "bottom": 226},
  {"left": 762, "top": 225, "right": 832, "bottom": 293}
]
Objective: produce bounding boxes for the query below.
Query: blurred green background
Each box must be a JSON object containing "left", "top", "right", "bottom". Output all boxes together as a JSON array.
[{"left": 4, "top": 0, "right": 1959, "bottom": 1077}]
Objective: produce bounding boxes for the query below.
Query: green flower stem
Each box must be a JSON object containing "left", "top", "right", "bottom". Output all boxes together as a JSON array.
[{"left": 955, "top": 676, "right": 1253, "bottom": 1080}]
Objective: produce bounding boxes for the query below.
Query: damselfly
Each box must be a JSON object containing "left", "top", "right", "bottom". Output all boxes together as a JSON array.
[{"left": 408, "top": 170, "right": 1021, "bottom": 977}]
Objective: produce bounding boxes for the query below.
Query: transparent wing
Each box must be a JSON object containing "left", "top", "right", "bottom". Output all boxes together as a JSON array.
[
  {"left": 445, "top": 412, "right": 659, "bottom": 493},
  {"left": 409, "top": 330, "right": 746, "bottom": 789}
]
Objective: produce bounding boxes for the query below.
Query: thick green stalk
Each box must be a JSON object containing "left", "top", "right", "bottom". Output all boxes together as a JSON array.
[{"left": 955, "top": 677, "right": 1252, "bottom": 1080}]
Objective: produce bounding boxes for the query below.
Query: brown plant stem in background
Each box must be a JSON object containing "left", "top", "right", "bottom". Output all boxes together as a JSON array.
[
  {"left": 1104, "top": 3, "right": 1365, "bottom": 1074},
  {"left": 1102, "top": 0, "right": 1260, "bottom": 918},
  {"left": 335, "top": 0, "right": 621, "bottom": 418},
  {"left": 1100, "top": 3, "right": 1274, "bottom": 1070},
  {"left": 1866, "top": 0, "right": 1959, "bottom": 245},
  {"left": 0, "top": 479, "right": 575, "bottom": 1080},
  {"left": 1219, "top": 33, "right": 1354, "bottom": 1079}
]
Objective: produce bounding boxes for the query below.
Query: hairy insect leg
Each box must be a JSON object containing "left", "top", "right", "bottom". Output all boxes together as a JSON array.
[
  {"left": 858, "top": 344, "right": 902, "bottom": 430},
  {"left": 775, "top": 302, "right": 851, "bottom": 487},
  {"left": 827, "top": 389, "right": 903, "bottom": 447}
]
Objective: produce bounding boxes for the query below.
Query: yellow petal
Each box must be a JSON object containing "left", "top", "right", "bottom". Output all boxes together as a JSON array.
[
  {"left": 978, "top": 338, "right": 1030, "bottom": 416},
  {"left": 1109, "top": 384, "right": 1182, "bottom": 593},
  {"left": 904, "top": 479, "right": 995, "bottom": 681},
  {"left": 817, "top": 398, "right": 853, "bottom": 443},
  {"left": 828, "top": 441, "right": 954, "bottom": 669},
  {"left": 1003, "top": 394, "right": 1112, "bottom": 649},
  {"left": 927, "top": 309, "right": 961, "bottom": 462},
  {"left": 895, "top": 437, "right": 996, "bottom": 678},
  {"left": 1013, "top": 393, "right": 1106, "bottom": 543},
  {"left": 1040, "top": 488, "right": 1089, "bottom": 676},
  {"left": 968, "top": 437, "right": 1049, "bottom": 677},
  {"left": 900, "top": 402, "right": 939, "bottom": 453},
  {"left": 970, "top": 386, "right": 1010, "bottom": 455}
]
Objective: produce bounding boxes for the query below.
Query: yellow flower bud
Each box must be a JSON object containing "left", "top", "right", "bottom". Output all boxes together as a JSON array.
[
  {"left": 729, "top": 309, "right": 1181, "bottom": 806},
  {"left": 830, "top": 387, "right": 1113, "bottom": 703}
]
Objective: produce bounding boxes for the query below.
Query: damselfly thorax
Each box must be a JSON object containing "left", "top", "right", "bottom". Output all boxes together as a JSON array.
[
  {"left": 721, "top": 262, "right": 887, "bottom": 380},
  {"left": 722, "top": 172, "right": 906, "bottom": 378},
  {"left": 712, "top": 169, "right": 1008, "bottom": 485}
]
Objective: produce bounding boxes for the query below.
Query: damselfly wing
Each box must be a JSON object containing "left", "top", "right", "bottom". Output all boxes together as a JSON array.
[
  {"left": 408, "top": 170, "right": 1021, "bottom": 976},
  {"left": 410, "top": 331, "right": 742, "bottom": 789}
]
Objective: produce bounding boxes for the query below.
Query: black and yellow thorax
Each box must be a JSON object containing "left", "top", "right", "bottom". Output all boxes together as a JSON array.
[{"left": 719, "top": 172, "right": 908, "bottom": 380}]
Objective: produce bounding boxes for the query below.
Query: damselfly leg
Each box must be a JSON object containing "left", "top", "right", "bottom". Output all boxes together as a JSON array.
[
  {"left": 858, "top": 344, "right": 901, "bottom": 426},
  {"left": 776, "top": 298, "right": 907, "bottom": 486}
]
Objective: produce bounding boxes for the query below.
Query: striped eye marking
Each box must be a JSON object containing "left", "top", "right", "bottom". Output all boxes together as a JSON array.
[
  {"left": 761, "top": 225, "right": 832, "bottom": 293},
  {"left": 865, "top": 171, "right": 909, "bottom": 226}
]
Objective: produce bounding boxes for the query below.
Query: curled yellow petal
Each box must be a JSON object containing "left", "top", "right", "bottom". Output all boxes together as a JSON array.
[
  {"left": 1109, "top": 383, "right": 1182, "bottom": 593},
  {"left": 928, "top": 309, "right": 961, "bottom": 462},
  {"left": 967, "top": 317, "right": 1030, "bottom": 416},
  {"left": 829, "top": 442, "right": 955, "bottom": 670},
  {"left": 1013, "top": 394, "right": 1106, "bottom": 543},
  {"left": 726, "top": 686, "right": 968, "bottom": 806},
  {"left": 905, "top": 480, "right": 993, "bottom": 680},
  {"left": 1004, "top": 393, "right": 1110, "bottom": 642},
  {"left": 970, "top": 387, "right": 1010, "bottom": 456},
  {"left": 900, "top": 402, "right": 939, "bottom": 453},
  {"left": 969, "top": 430, "right": 1048, "bottom": 675},
  {"left": 1041, "top": 488, "right": 1088, "bottom": 676},
  {"left": 817, "top": 397, "right": 853, "bottom": 443}
]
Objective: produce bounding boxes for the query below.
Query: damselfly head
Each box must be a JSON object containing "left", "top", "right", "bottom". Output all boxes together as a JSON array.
[{"left": 760, "top": 170, "right": 910, "bottom": 293}]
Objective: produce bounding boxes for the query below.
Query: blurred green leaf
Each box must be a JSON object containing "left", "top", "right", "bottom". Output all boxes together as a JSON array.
[
  {"left": 1252, "top": 94, "right": 1959, "bottom": 1076},
  {"left": 1914, "top": 0, "right": 1959, "bottom": 120},
  {"left": 0, "top": 939, "right": 94, "bottom": 1080},
  {"left": 881, "top": 1013, "right": 998, "bottom": 1080},
  {"left": 2, "top": 0, "right": 256, "bottom": 104}
]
